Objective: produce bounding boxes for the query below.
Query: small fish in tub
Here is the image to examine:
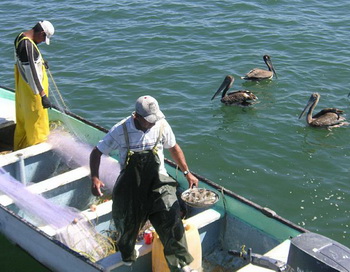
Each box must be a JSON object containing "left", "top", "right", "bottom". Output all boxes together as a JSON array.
[{"left": 181, "top": 187, "right": 219, "bottom": 208}]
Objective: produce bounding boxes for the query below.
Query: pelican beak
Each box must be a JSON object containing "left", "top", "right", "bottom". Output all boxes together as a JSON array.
[
  {"left": 271, "top": 66, "right": 277, "bottom": 79},
  {"left": 299, "top": 97, "right": 314, "bottom": 119},
  {"left": 267, "top": 59, "right": 278, "bottom": 79},
  {"left": 211, "top": 75, "right": 233, "bottom": 100}
]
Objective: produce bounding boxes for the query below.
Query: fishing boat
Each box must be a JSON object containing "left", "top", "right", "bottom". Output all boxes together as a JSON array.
[{"left": 0, "top": 85, "right": 349, "bottom": 272}]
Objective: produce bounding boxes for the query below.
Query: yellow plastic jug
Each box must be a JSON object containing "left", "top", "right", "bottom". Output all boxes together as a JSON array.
[{"left": 152, "top": 223, "right": 202, "bottom": 272}]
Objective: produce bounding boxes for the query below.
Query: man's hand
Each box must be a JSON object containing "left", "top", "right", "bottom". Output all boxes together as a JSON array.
[
  {"left": 41, "top": 94, "right": 52, "bottom": 109},
  {"left": 43, "top": 60, "right": 49, "bottom": 69},
  {"left": 91, "top": 176, "right": 105, "bottom": 196},
  {"left": 186, "top": 172, "right": 199, "bottom": 189}
]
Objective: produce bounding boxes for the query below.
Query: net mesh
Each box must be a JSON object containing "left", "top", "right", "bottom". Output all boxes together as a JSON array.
[{"left": 0, "top": 166, "right": 115, "bottom": 261}]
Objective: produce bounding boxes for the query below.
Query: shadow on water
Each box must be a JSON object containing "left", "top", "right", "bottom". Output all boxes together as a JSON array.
[
  {"left": 212, "top": 103, "right": 258, "bottom": 131},
  {"left": 298, "top": 125, "right": 348, "bottom": 152},
  {"left": 241, "top": 79, "right": 274, "bottom": 88}
]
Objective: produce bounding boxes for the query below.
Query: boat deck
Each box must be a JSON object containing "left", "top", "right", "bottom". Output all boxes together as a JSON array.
[
  {"left": 0, "top": 97, "right": 15, "bottom": 128},
  {"left": 0, "top": 97, "right": 15, "bottom": 152}
]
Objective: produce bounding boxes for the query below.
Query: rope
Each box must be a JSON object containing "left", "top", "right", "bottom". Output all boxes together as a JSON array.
[
  {"left": 219, "top": 186, "right": 228, "bottom": 249},
  {"left": 47, "top": 68, "right": 68, "bottom": 109}
]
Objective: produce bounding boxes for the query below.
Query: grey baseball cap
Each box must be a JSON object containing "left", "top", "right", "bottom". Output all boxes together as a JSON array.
[{"left": 135, "top": 95, "right": 165, "bottom": 123}]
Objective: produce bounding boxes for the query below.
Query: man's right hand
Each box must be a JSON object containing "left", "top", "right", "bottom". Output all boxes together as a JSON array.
[
  {"left": 41, "top": 94, "right": 52, "bottom": 109},
  {"left": 91, "top": 177, "right": 105, "bottom": 196}
]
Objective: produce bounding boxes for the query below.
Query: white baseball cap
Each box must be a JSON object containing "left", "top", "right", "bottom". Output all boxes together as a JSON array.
[
  {"left": 39, "top": 20, "right": 54, "bottom": 45},
  {"left": 135, "top": 95, "right": 165, "bottom": 123}
]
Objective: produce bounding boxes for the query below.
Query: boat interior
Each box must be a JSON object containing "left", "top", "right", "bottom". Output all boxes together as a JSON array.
[
  {"left": 0, "top": 142, "right": 220, "bottom": 270},
  {"left": 0, "top": 137, "right": 298, "bottom": 271},
  {"left": 0, "top": 90, "right": 322, "bottom": 272}
]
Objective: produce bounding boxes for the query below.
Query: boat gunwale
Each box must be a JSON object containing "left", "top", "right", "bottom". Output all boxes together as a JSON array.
[{"left": 166, "top": 156, "right": 308, "bottom": 234}]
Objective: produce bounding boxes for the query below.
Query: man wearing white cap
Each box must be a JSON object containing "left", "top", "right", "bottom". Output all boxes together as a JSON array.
[
  {"left": 13, "top": 20, "right": 54, "bottom": 150},
  {"left": 90, "top": 95, "right": 199, "bottom": 272}
]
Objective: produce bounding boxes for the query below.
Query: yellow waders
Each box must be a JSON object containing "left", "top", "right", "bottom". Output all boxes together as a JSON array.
[{"left": 14, "top": 37, "right": 49, "bottom": 151}]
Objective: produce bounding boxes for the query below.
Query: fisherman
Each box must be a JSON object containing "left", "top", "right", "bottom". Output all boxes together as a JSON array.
[
  {"left": 90, "top": 95, "right": 199, "bottom": 272},
  {"left": 13, "top": 20, "right": 54, "bottom": 150}
]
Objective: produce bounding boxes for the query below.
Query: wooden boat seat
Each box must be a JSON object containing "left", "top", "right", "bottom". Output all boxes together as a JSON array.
[
  {"left": 0, "top": 142, "right": 52, "bottom": 167},
  {"left": 0, "top": 166, "right": 90, "bottom": 207},
  {"left": 38, "top": 199, "right": 113, "bottom": 237},
  {"left": 0, "top": 149, "right": 92, "bottom": 236},
  {"left": 185, "top": 209, "right": 221, "bottom": 229}
]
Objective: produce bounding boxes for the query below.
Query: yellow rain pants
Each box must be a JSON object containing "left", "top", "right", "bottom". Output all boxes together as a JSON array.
[{"left": 13, "top": 42, "right": 49, "bottom": 150}]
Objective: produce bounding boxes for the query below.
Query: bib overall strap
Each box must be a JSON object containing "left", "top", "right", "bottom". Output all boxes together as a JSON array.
[
  {"left": 122, "top": 121, "right": 164, "bottom": 167},
  {"left": 122, "top": 122, "right": 134, "bottom": 167},
  {"left": 152, "top": 122, "right": 164, "bottom": 155},
  {"left": 15, "top": 34, "right": 43, "bottom": 60}
]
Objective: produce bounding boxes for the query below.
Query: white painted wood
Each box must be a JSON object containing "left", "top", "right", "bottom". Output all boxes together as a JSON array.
[
  {"left": 81, "top": 200, "right": 112, "bottom": 221},
  {"left": 0, "top": 142, "right": 52, "bottom": 166},
  {"left": 237, "top": 239, "right": 291, "bottom": 272},
  {"left": 186, "top": 209, "right": 221, "bottom": 229},
  {"left": 0, "top": 166, "right": 90, "bottom": 206}
]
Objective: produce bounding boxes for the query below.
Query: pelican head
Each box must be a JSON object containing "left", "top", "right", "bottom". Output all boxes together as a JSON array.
[
  {"left": 299, "top": 93, "right": 319, "bottom": 119},
  {"left": 211, "top": 75, "right": 234, "bottom": 100},
  {"left": 263, "top": 55, "right": 278, "bottom": 79}
]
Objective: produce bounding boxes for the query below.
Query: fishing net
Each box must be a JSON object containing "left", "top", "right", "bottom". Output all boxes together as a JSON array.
[
  {"left": 0, "top": 167, "right": 115, "bottom": 262},
  {"left": 47, "top": 129, "right": 121, "bottom": 194}
]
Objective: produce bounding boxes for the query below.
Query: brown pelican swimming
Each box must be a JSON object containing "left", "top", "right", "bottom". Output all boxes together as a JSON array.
[
  {"left": 211, "top": 75, "right": 258, "bottom": 106},
  {"left": 299, "top": 93, "right": 348, "bottom": 128},
  {"left": 241, "top": 55, "right": 277, "bottom": 81}
]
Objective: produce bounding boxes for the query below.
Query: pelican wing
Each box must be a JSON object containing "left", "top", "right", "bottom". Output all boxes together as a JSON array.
[
  {"left": 242, "top": 68, "right": 273, "bottom": 80},
  {"left": 221, "top": 91, "right": 257, "bottom": 105},
  {"left": 313, "top": 108, "right": 344, "bottom": 119},
  {"left": 309, "top": 112, "right": 345, "bottom": 127},
  {"left": 311, "top": 111, "right": 346, "bottom": 127}
]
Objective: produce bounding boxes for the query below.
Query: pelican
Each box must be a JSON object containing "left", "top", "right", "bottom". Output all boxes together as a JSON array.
[
  {"left": 211, "top": 75, "right": 258, "bottom": 106},
  {"left": 241, "top": 55, "right": 277, "bottom": 81},
  {"left": 299, "top": 93, "right": 347, "bottom": 128}
]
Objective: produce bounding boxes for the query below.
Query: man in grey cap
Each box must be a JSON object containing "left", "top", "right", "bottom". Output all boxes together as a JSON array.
[{"left": 90, "top": 95, "right": 199, "bottom": 272}]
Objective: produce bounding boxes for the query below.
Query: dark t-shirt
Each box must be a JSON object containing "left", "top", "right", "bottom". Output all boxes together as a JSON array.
[{"left": 14, "top": 33, "right": 43, "bottom": 93}]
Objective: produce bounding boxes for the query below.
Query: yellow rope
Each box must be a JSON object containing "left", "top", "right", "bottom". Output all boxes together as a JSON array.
[
  {"left": 240, "top": 244, "right": 247, "bottom": 256},
  {"left": 62, "top": 217, "right": 117, "bottom": 262},
  {"left": 47, "top": 69, "right": 68, "bottom": 109}
]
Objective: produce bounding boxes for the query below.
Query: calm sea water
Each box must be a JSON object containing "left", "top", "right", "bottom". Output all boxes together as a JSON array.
[{"left": 1, "top": 1, "right": 350, "bottom": 271}]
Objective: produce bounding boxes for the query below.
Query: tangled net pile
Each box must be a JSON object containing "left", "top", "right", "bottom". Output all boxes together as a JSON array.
[{"left": 0, "top": 168, "right": 115, "bottom": 262}]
